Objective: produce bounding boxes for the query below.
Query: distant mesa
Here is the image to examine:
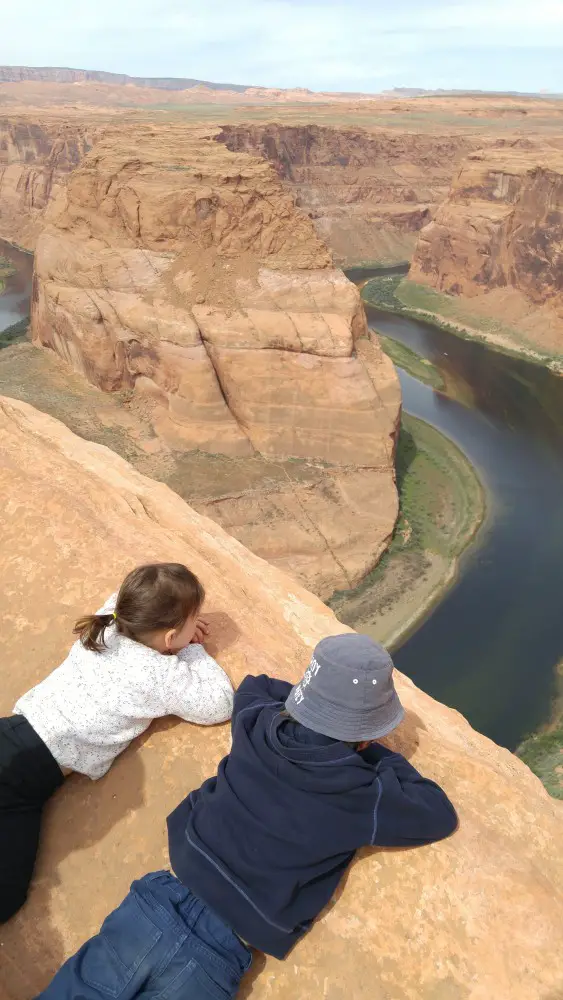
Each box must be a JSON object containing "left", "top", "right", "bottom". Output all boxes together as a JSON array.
[
  {"left": 0, "top": 64, "right": 368, "bottom": 104},
  {"left": 1, "top": 66, "right": 559, "bottom": 102},
  {"left": 0, "top": 64, "right": 252, "bottom": 93},
  {"left": 383, "top": 86, "right": 563, "bottom": 99}
]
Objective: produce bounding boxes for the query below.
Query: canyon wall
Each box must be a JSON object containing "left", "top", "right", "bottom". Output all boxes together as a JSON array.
[
  {"left": 0, "top": 116, "right": 91, "bottom": 247},
  {"left": 411, "top": 144, "right": 563, "bottom": 354},
  {"left": 0, "top": 395, "right": 562, "bottom": 1000},
  {"left": 218, "top": 124, "right": 477, "bottom": 263},
  {"left": 31, "top": 123, "right": 400, "bottom": 596}
]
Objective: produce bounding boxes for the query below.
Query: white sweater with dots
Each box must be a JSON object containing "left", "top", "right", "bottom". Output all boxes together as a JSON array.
[{"left": 14, "top": 594, "right": 234, "bottom": 779}]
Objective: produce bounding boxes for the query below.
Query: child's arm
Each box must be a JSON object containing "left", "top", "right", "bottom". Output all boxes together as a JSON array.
[
  {"left": 163, "top": 645, "right": 234, "bottom": 725},
  {"left": 361, "top": 744, "right": 458, "bottom": 847}
]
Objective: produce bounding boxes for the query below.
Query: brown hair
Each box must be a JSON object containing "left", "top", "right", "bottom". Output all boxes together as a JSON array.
[{"left": 73, "top": 563, "right": 205, "bottom": 654}]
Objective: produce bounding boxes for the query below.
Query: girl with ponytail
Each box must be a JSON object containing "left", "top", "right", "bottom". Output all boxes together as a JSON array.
[{"left": 1, "top": 563, "right": 233, "bottom": 923}]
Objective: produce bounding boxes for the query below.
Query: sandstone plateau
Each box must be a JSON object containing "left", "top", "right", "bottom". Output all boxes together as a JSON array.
[
  {"left": 28, "top": 122, "right": 400, "bottom": 597},
  {"left": 0, "top": 110, "right": 480, "bottom": 268},
  {"left": 0, "top": 395, "right": 561, "bottom": 1000},
  {"left": 411, "top": 142, "right": 563, "bottom": 355},
  {"left": 3, "top": 101, "right": 562, "bottom": 270}
]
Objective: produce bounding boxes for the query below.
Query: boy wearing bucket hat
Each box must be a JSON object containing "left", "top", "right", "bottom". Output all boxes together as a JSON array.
[
  {"left": 39, "top": 635, "right": 457, "bottom": 1000},
  {"left": 286, "top": 631, "right": 406, "bottom": 740}
]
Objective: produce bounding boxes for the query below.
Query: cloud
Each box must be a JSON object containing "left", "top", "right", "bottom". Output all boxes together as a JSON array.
[{"left": 0, "top": 0, "right": 562, "bottom": 92}]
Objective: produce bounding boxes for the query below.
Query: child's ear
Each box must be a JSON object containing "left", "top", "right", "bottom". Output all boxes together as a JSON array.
[{"left": 164, "top": 628, "right": 176, "bottom": 651}]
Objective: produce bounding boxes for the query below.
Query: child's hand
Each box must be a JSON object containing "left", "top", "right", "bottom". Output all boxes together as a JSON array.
[{"left": 190, "top": 617, "right": 210, "bottom": 645}]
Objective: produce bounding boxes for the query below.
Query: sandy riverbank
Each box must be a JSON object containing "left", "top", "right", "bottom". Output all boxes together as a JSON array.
[{"left": 329, "top": 412, "right": 486, "bottom": 649}]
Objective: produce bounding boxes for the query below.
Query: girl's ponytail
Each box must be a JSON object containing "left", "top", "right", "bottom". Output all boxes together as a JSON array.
[{"left": 73, "top": 613, "right": 115, "bottom": 653}]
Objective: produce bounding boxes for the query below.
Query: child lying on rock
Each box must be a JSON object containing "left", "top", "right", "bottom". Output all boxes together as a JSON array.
[
  {"left": 0, "top": 562, "right": 233, "bottom": 923},
  {"left": 37, "top": 634, "right": 457, "bottom": 999}
]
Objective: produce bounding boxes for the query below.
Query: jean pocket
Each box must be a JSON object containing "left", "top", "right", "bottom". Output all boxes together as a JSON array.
[
  {"left": 191, "top": 959, "right": 239, "bottom": 1000},
  {"left": 154, "top": 958, "right": 237, "bottom": 1000},
  {"left": 81, "top": 894, "right": 163, "bottom": 997}
]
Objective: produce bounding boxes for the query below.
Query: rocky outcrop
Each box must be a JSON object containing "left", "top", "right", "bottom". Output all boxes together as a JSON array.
[
  {"left": 411, "top": 144, "right": 563, "bottom": 353},
  {"left": 31, "top": 123, "right": 400, "bottom": 596},
  {"left": 0, "top": 116, "right": 91, "bottom": 247},
  {"left": 0, "top": 395, "right": 562, "bottom": 1000},
  {"left": 217, "top": 124, "right": 477, "bottom": 263}
]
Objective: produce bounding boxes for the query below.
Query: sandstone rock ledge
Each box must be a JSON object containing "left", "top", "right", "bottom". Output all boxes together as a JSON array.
[{"left": 0, "top": 396, "right": 561, "bottom": 1000}]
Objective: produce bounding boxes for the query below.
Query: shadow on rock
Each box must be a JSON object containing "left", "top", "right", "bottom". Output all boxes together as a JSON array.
[
  {"left": 201, "top": 611, "right": 242, "bottom": 660},
  {"left": 380, "top": 708, "right": 426, "bottom": 760},
  {"left": 238, "top": 951, "right": 268, "bottom": 999}
]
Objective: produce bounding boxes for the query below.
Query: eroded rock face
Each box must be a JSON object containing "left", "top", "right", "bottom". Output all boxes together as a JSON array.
[
  {"left": 411, "top": 145, "right": 563, "bottom": 351},
  {"left": 0, "top": 117, "right": 91, "bottom": 247},
  {"left": 0, "top": 396, "right": 561, "bottom": 1000},
  {"left": 191, "top": 463, "right": 398, "bottom": 599},
  {"left": 32, "top": 124, "right": 391, "bottom": 465},
  {"left": 31, "top": 124, "right": 400, "bottom": 595},
  {"left": 217, "top": 124, "right": 477, "bottom": 263}
]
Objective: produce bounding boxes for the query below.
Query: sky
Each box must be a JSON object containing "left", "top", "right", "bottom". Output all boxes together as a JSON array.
[{"left": 1, "top": 0, "right": 563, "bottom": 94}]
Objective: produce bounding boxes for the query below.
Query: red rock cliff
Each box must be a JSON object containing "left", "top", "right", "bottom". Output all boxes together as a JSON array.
[
  {"left": 0, "top": 116, "right": 91, "bottom": 247},
  {"left": 411, "top": 143, "right": 563, "bottom": 354}
]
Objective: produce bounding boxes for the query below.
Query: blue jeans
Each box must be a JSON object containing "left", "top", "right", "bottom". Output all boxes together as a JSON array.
[{"left": 38, "top": 871, "right": 253, "bottom": 999}]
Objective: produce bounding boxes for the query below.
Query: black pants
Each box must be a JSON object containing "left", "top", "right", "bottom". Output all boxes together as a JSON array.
[{"left": 0, "top": 715, "right": 64, "bottom": 922}]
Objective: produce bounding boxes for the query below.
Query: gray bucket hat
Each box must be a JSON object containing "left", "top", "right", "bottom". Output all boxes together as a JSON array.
[{"left": 285, "top": 634, "right": 404, "bottom": 742}]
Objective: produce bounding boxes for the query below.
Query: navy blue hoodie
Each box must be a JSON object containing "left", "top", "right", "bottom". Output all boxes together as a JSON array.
[{"left": 167, "top": 674, "right": 457, "bottom": 959}]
